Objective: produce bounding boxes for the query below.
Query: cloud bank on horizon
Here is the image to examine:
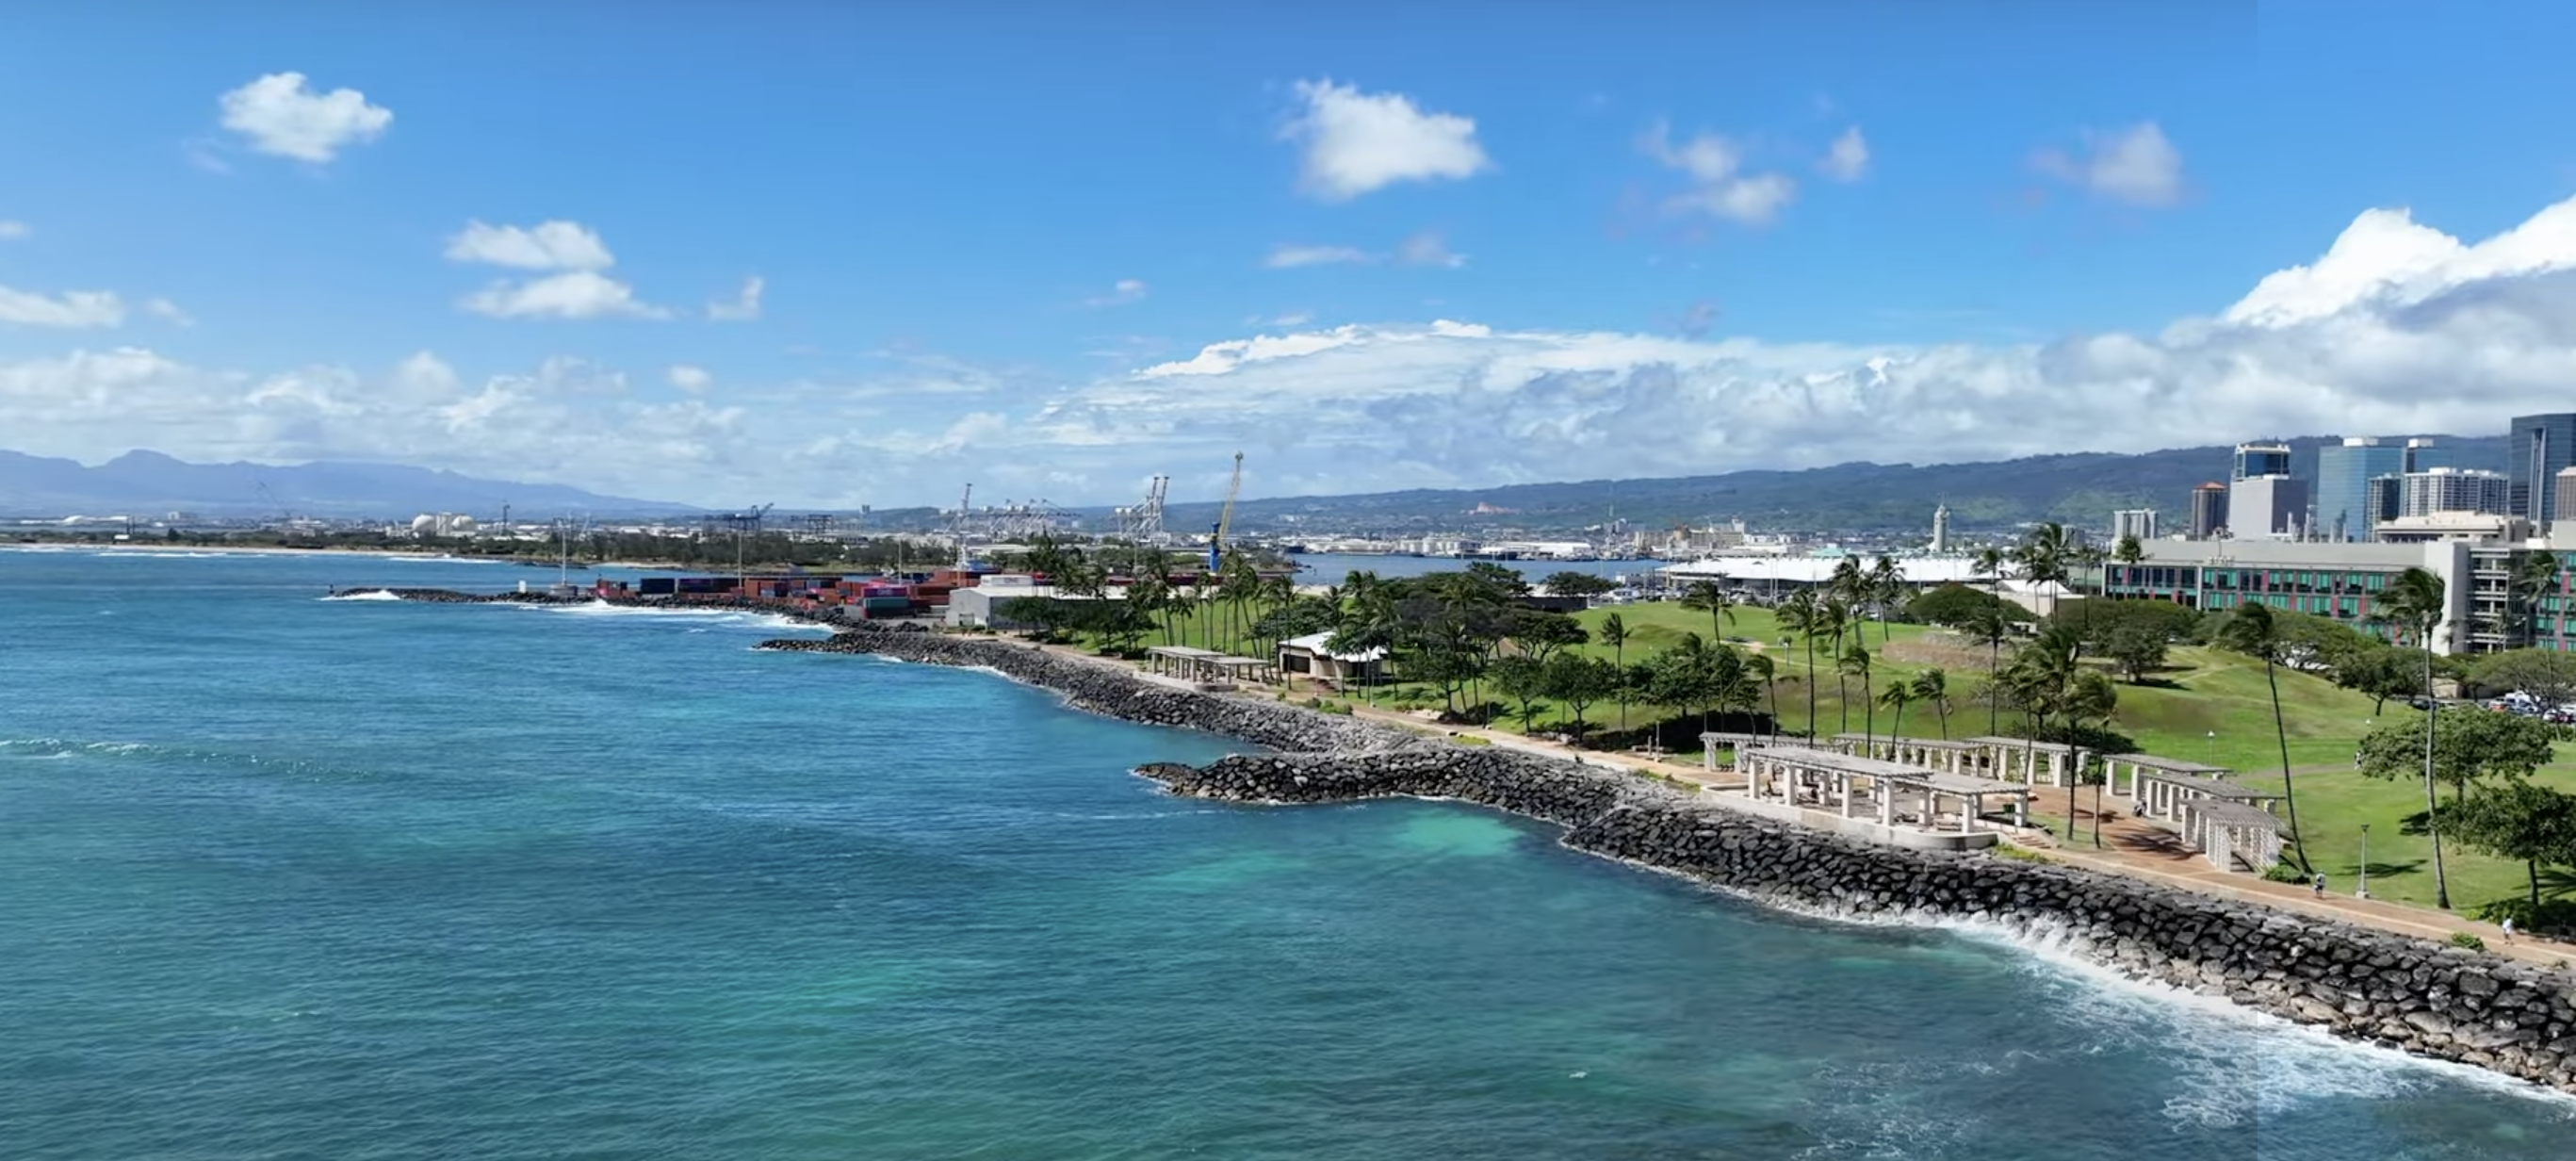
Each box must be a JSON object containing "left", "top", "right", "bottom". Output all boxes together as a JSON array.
[{"left": 2, "top": 7, "right": 2570, "bottom": 510}]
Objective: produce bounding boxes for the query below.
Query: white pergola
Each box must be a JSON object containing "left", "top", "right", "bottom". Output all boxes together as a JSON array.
[
  {"left": 2191, "top": 799, "right": 2288, "bottom": 874},
  {"left": 1698, "top": 731, "right": 1775, "bottom": 770},
  {"left": 1965, "top": 735, "right": 2087, "bottom": 787},
  {"left": 2105, "top": 752, "right": 2233, "bottom": 799},
  {"left": 1740, "top": 745, "right": 2030, "bottom": 837},
  {"left": 1830, "top": 733, "right": 1983, "bottom": 774},
  {"left": 1145, "top": 646, "right": 1228, "bottom": 683}
]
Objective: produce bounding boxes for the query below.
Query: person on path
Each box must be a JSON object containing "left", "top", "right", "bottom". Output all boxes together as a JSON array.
[
  {"left": 2503, "top": 916, "right": 2518, "bottom": 943},
  {"left": 2312, "top": 873, "right": 2326, "bottom": 898}
]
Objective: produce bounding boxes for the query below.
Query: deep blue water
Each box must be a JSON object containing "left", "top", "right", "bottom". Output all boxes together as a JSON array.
[{"left": 5, "top": 545, "right": 2572, "bottom": 1160}]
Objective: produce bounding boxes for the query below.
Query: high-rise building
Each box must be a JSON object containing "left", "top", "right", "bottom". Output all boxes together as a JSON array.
[
  {"left": 2111, "top": 509, "right": 2159, "bottom": 542},
  {"left": 2509, "top": 414, "right": 2576, "bottom": 522},
  {"left": 2556, "top": 469, "right": 2576, "bottom": 531},
  {"left": 2315, "top": 436, "right": 2405, "bottom": 542},
  {"left": 2401, "top": 466, "right": 2510, "bottom": 517},
  {"left": 1931, "top": 504, "right": 1951, "bottom": 553},
  {"left": 2404, "top": 437, "right": 2452, "bottom": 474},
  {"left": 2368, "top": 474, "right": 2405, "bottom": 529},
  {"left": 2233, "top": 441, "right": 2293, "bottom": 482},
  {"left": 2190, "top": 482, "right": 2228, "bottom": 539},
  {"left": 2229, "top": 474, "right": 2308, "bottom": 540}
]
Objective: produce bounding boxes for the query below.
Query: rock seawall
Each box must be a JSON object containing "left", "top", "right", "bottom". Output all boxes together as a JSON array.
[{"left": 756, "top": 625, "right": 2576, "bottom": 1095}]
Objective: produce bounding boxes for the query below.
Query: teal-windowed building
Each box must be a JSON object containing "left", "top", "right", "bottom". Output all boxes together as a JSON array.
[{"left": 2098, "top": 538, "right": 2573, "bottom": 655}]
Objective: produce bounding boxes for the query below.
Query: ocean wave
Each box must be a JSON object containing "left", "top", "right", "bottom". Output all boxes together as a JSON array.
[
  {"left": 90, "top": 550, "right": 263, "bottom": 560},
  {"left": 318, "top": 591, "right": 404, "bottom": 602},
  {"left": 518, "top": 599, "right": 827, "bottom": 634},
  {"left": 0, "top": 736, "right": 360, "bottom": 778}
]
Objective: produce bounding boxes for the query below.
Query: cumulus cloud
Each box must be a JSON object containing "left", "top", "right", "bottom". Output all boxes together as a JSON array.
[
  {"left": 1281, "top": 79, "right": 1492, "bottom": 202},
  {"left": 1819, "top": 126, "right": 1869, "bottom": 183},
  {"left": 1640, "top": 122, "right": 1797, "bottom": 225},
  {"left": 707, "top": 275, "right": 763, "bottom": 321},
  {"left": 15, "top": 194, "right": 2576, "bottom": 509},
  {"left": 2034, "top": 122, "right": 2185, "bottom": 208},
  {"left": 0, "top": 286, "right": 123, "bottom": 328},
  {"left": 216, "top": 73, "right": 393, "bottom": 163},
  {"left": 668, "top": 364, "right": 712, "bottom": 393},
  {"left": 1397, "top": 231, "right": 1466, "bottom": 269},
  {"left": 0, "top": 220, "right": 27, "bottom": 240},
  {"left": 445, "top": 220, "right": 664, "bottom": 320}
]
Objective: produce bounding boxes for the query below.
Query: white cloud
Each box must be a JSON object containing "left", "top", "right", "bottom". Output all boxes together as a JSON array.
[
  {"left": 668, "top": 364, "right": 713, "bottom": 393},
  {"left": 1266, "top": 244, "right": 1375, "bottom": 270},
  {"left": 1084, "top": 278, "right": 1149, "bottom": 307},
  {"left": 144, "top": 299, "right": 195, "bottom": 327},
  {"left": 708, "top": 276, "right": 763, "bottom": 321},
  {"left": 1281, "top": 79, "right": 1492, "bottom": 202},
  {"left": 216, "top": 73, "right": 393, "bottom": 163},
  {"left": 461, "top": 271, "right": 669, "bottom": 320},
  {"left": 1397, "top": 231, "right": 1466, "bottom": 269},
  {"left": 1640, "top": 122, "right": 1798, "bottom": 225},
  {"left": 1820, "top": 126, "right": 1869, "bottom": 183},
  {"left": 17, "top": 194, "right": 2576, "bottom": 509},
  {"left": 0, "top": 220, "right": 26, "bottom": 240},
  {"left": 2034, "top": 123, "right": 2185, "bottom": 208},
  {"left": 445, "top": 221, "right": 615, "bottom": 271},
  {"left": 445, "top": 221, "right": 661, "bottom": 320},
  {"left": 0, "top": 286, "right": 123, "bottom": 328}
]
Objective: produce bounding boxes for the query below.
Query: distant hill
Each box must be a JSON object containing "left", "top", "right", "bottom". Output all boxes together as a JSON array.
[
  {"left": 1149, "top": 434, "right": 2510, "bottom": 535},
  {"left": 0, "top": 450, "right": 702, "bottom": 518}
]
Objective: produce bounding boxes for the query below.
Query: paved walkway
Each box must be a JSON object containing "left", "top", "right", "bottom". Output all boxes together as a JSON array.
[{"left": 1034, "top": 638, "right": 2566, "bottom": 968}]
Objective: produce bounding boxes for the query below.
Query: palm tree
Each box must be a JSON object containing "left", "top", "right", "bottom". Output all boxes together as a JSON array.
[
  {"left": 1777, "top": 589, "right": 1824, "bottom": 740},
  {"left": 1601, "top": 613, "right": 1632, "bottom": 735},
  {"left": 2067, "top": 669, "right": 2120, "bottom": 848},
  {"left": 1824, "top": 597, "right": 1858, "bottom": 733},
  {"left": 2372, "top": 566, "right": 2454, "bottom": 909},
  {"left": 1868, "top": 555, "right": 1906, "bottom": 643},
  {"left": 2217, "top": 601, "right": 2312, "bottom": 875},
  {"left": 1680, "top": 580, "right": 1736, "bottom": 645},
  {"left": 1840, "top": 643, "right": 1874, "bottom": 751},
  {"left": 2111, "top": 533, "right": 2146, "bottom": 590},
  {"left": 1746, "top": 652, "right": 1781, "bottom": 741},
  {"left": 1910, "top": 668, "right": 1952, "bottom": 739},
  {"left": 2511, "top": 550, "right": 2561, "bottom": 645},
  {"left": 2015, "top": 523, "right": 2074, "bottom": 620},
  {"left": 1878, "top": 679, "right": 1915, "bottom": 749},
  {"left": 1970, "top": 546, "right": 2012, "bottom": 729},
  {"left": 2072, "top": 542, "right": 2110, "bottom": 643}
]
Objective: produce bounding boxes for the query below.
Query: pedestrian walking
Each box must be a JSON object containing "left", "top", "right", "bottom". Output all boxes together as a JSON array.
[
  {"left": 2503, "top": 916, "right": 2518, "bottom": 943},
  {"left": 2312, "top": 873, "right": 2326, "bottom": 898}
]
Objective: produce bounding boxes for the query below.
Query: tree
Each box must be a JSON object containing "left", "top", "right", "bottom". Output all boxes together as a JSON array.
[
  {"left": 2111, "top": 533, "right": 2146, "bottom": 585},
  {"left": 1969, "top": 546, "right": 2014, "bottom": 729},
  {"left": 1544, "top": 653, "right": 1621, "bottom": 742},
  {"left": 2355, "top": 708, "right": 2561, "bottom": 805},
  {"left": 1506, "top": 608, "right": 1590, "bottom": 666},
  {"left": 2013, "top": 524, "right": 2074, "bottom": 620},
  {"left": 1491, "top": 655, "right": 1553, "bottom": 731},
  {"left": 1867, "top": 555, "right": 1906, "bottom": 642},
  {"left": 1840, "top": 643, "right": 1875, "bottom": 747},
  {"left": 1907, "top": 583, "right": 2028, "bottom": 630},
  {"left": 1877, "top": 679, "right": 1915, "bottom": 746},
  {"left": 2371, "top": 565, "right": 2455, "bottom": 908},
  {"left": 2217, "top": 601, "right": 2314, "bottom": 875},
  {"left": 2511, "top": 551, "right": 2562, "bottom": 645},
  {"left": 1823, "top": 595, "right": 1859, "bottom": 732},
  {"left": 2432, "top": 780, "right": 2576, "bottom": 912},
  {"left": 2065, "top": 669, "right": 2120, "bottom": 848},
  {"left": 2332, "top": 644, "right": 2423, "bottom": 715},
  {"left": 2466, "top": 648, "right": 2576, "bottom": 708},
  {"left": 1541, "top": 570, "right": 1616, "bottom": 600},
  {"left": 1746, "top": 652, "right": 1783, "bottom": 741},
  {"left": 1910, "top": 668, "right": 1952, "bottom": 739},
  {"left": 1680, "top": 580, "right": 1736, "bottom": 645},
  {"left": 1776, "top": 590, "right": 1826, "bottom": 740},
  {"left": 1598, "top": 613, "right": 1632, "bottom": 734},
  {"left": 2101, "top": 622, "right": 2169, "bottom": 683}
]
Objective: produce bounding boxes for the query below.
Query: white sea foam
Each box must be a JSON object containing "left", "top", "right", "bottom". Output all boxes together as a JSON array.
[
  {"left": 90, "top": 550, "right": 260, "bottom": 560},
  {"left": 318, "top": 590, "right": 403, "bottom": 602},
  {"left": 519, "top": 599, "right": 825, "bottom": 634}
]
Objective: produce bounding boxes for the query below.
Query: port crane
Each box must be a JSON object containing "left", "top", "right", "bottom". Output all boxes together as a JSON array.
[{"left": 1206, "top": 451, "right": 1244, "bottom": 573}]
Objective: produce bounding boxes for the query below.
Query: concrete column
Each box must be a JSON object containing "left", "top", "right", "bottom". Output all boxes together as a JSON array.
[
  {"left": 1879, "top": 783, "right": 1895, "bottom": 827},
  {"left": 1838, "top": 772, "right": 1852, "bottom": 817},
  {"left": 1965, "top": 793, "right": 1979, "bottom": 835},
  {"left": 2013, "top": 794, "right": 2028, "bottom": 830}
]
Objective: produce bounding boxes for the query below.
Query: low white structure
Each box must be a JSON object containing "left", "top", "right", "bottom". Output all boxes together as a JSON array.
[
  {"left": 1732, "top": 745, "right": 2030, "bottom": 851},
  {"left": 1277, "top": 631, "right": 1386, "bottom": 688}
]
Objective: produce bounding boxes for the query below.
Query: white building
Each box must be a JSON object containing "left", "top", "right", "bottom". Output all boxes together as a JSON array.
[
  {"left": 2227, "top": 475, "right": 2307, "bottom": 540},
  {"left": 2111, "top": 509, "right": 2160, "bottom": 543}
]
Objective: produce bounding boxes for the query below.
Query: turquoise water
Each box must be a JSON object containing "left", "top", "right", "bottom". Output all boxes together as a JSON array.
[{"left": 5, "top": 547, "right": 2572, "bottom": 1159}]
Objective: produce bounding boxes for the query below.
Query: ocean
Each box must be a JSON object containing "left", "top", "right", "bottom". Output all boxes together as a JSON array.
[{"left": 5, "top": 547, "right": 2571, "bottom": 1159}]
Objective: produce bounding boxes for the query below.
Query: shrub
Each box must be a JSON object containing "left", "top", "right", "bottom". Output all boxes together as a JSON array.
[
  {"left": 2451, "top": 931, "right": 2487, "bottom": 951},
  {"left": 1988, "top": 844, "right": 2053, "bottom": 864},
  {"left": 1453, "top": 734, "right": 1492, "bottom": 747},
  {"left": 2261, "top": 861, "right": 2309, "bottom": 884}
]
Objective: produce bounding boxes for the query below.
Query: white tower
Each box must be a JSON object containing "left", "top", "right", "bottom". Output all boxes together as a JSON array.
[{"left": 1931, "top": 504, "right": 1951, "bottom": 553}]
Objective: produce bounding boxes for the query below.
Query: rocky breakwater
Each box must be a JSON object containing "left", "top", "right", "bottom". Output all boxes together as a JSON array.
[
  {"left": 353, "top": 587, "right": 587, "bottom": 605},
  {"left": 366, "top": 588, "right": 848, "bottom": 623},
  {"left": 1145, "top": 750, "right": 2576, "bottom": 1095},
  {"left": 758, "top": 629, "right": 1419, "bottom": 755}
]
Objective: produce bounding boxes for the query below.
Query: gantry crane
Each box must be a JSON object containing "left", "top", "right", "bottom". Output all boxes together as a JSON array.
[{"left": 1206, "top": 451, "right": 1244, "bottom": 573}]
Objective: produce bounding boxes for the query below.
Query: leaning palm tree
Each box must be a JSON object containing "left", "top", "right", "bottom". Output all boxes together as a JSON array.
[
  {"left": 1776, "top": 589, "right": 1824, "bottom": 739},
  {"left": 1823, "top": 597, "right": 1858, "bottom": 733},
  {"left": 1970, "top": 546, "right": 2013, "bottom": 728},
  {"left": 1867, "top": 555, "right": 1906, "bottom": 643},
  {"left": 1909, "top": 668, "right": 1952, "bottom": 739},
  {"left": 1745, "top": 651, "right": 1781, "bottom": 741},
  {"left": 1877, "top": 679, "right": 1915, "bottom": 750},
  {"left": 2217, "top": 601, "right": 2313, "bottom": 875},
  {"left": 1600, "top": 613, "right": 1633, "bottom": 735},
  {"left": 2111, "top": 533, "right": 2146, "bottom": 588},
  {"left": 2511, "top": 550, "right": 2561, "bottom": 645},
  {"left": 2015, "top": 523, "right": 2074, "bottom": 620},
  {"left": 1680, "top": 580, "right": 1736, "bottom": 645},
  {"left": 1839, "top": 643, "right": 1875, "bottom": 750},
  {"left": 2372, "top": 566, "right": 2454, "bottom": 909}
]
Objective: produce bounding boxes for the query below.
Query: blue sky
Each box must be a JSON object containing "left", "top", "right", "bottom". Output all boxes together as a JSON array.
[{"left": 4, "top": 2, "right": 2576, "bottom": 509}]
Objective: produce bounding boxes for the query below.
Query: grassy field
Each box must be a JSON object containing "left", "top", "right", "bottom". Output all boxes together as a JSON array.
[{"left": 1088, "top": 594, "right": 2574, "bottom": 915}]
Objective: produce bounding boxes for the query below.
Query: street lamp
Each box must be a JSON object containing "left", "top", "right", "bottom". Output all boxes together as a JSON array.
[{"left": 2357, "top": 824, "right": 2372, "bottom": 900}]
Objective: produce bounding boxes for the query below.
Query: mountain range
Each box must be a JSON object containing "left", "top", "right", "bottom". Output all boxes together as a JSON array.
[{"left": 0, "top": 450, "right": 699, "bottom": 519}]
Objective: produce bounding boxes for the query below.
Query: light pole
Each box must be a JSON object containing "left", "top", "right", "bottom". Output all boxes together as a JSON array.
[{"left": 2357, "top": 824, "right": 2371, "bottom": 899}]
